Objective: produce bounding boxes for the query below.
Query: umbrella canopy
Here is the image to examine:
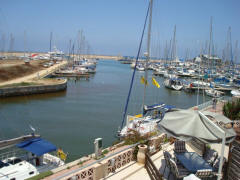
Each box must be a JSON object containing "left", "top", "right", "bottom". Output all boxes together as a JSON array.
[{"left": 158, "top": 109, "right": 236, "bottom": 143}]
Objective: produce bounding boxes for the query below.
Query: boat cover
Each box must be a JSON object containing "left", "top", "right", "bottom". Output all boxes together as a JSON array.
[
  {"left": 16, "top": 138, "right": 57, "bottom": 156},
  {"left": 157, "top": 109, "right": 236, "bottom": 143},
  {"left": 0, "top": 160, "right": 8, "bottom": 168},
  {"left": 143, "top": 103, "right": 175, "bottom": 114}
]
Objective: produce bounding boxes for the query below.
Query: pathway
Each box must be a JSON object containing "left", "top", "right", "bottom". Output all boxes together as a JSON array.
[{"left": 0, "top": 61, "right": 67, "bottom": 86}]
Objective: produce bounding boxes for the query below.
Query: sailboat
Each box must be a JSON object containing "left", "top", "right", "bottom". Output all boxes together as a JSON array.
[
  {"left": 205, "top": 88, "right": 224, "bottom": 98},
  {"left": 118, "top": 0, "right": 174, "bottom": 138},
  {"left": 164, "top": 78, "right": 183, "bottom": 91},
  {"left": 203, "top": 17, "right": 223, "bottom": 98},
  {"left": 0, "top": 130, "right": 65, "bottom": 180}
]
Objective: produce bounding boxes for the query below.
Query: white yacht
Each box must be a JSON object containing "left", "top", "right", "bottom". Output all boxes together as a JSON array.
[
  {"left": 192, "top": 80, "right": 210, "bottom": 87},
  {"left": 0, "top": 134, "right": 65, "bottom": 180},
  {"left": 154, "top": 68, "right": 166, "bottom": 76},
  {"left": 164, "top": 78, "right": 183, "bottom": 91},
  {"left": 205, "top": 89, "right": 224, "bottom": 98},
  {"left": 136, "top": 64, "right": 145, "bottom": 71},
  {"left": 231, "top": 89, "right": 240, "bottom": 96}
]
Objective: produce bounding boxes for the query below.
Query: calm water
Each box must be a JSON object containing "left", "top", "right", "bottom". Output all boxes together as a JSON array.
[{"left": 0, "top": 60, "right": 211, "bottom": 162}]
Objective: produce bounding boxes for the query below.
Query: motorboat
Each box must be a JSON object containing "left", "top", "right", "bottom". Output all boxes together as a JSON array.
[
  {"left": 0, "top": 134, "right": 65, "bottom": 180},
  {"left": 205, "top": 89, "right": 224, "bottom": 98}
]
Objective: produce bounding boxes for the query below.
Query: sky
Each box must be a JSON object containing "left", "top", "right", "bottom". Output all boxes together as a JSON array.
[{"left": 0, "top": 0, "right": 240, "bottom": 58}]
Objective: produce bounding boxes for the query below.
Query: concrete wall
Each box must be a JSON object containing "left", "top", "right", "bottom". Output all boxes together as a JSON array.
[
  {"left": 62, "top": 148, "right": 134, "bottom": 180},
  {"left": 0, "top": 79, "right": 67, "bottom": 97}
]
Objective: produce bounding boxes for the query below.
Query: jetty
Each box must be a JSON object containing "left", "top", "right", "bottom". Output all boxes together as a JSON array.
[
  {"left": 184, "top": 86, "right": 236, "bottom": 92},
  {"left": 0, "top": 60, "right": 68, "bottom": 97}
]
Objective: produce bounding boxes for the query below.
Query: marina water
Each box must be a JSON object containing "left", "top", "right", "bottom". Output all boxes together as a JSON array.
[{"left": 0, "top": 60, "right": 211, "bottom": 162}]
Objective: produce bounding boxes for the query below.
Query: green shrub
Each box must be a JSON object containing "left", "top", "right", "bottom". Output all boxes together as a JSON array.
[
  {"left": 26, "top": 171, "right": 53, "bottom": 180},
  {"left": 123, "top": 129, "right": 150, "bottom": 145},
  {"left": 132, "top": 145, "right": 139, "bottom": 160},
  {"left": 163, "top": 136, "right": 169, "bottom": 143},
  {"left": 223, "top": 99, "right": 240, "bottom": 120},
  {"left": 102, "top": 149, "right": 109, "bottom": 155},
  {"left": 77, "top": 161, "right": 83, "bottom": 166}
]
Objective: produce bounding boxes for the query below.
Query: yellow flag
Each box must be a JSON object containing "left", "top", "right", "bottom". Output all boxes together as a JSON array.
[
  {"left": 140, "top": 76, "right": 148, "bottom": 85},
  {"left": 57, "top": 149, "right": 67, "bottom": 161},
  {"left": 152, "top": 77, "right": 160, "bottom": 88}
]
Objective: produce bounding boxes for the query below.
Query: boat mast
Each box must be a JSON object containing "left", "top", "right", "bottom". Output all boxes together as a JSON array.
[
  {"left": 197, "top": 43, "right": 203, "bottom": 106},
  {"left": 207, "top": 17, "right": 212, "bottom": 76},
  {"left": 172, "top": 25, "right": 177, "bottom": 61},
  {"left": 50, "top": 32, "right": 52, "bottom": 61},
  {"left": 142, "top": 0, "right": 153, "bottom": 109},
  {"left": 24, "top": 30, "right": 26, "bottom": 59},
  {"left": 227, "top": 27, "right": 234, "bottom": 72},
  {"left": 119, "top": 0, "right": 151, "bottom": 132},
  {"left": 234, "top": 40, "right": 238, "bottom": 66}
]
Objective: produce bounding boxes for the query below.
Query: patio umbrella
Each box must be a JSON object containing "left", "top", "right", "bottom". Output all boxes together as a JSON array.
[
  {"left": 157, "top": 109, "right": 236, "bottom": 180},
  {"left": 157, "top": 109, "right": 236, "bottom": 143}
]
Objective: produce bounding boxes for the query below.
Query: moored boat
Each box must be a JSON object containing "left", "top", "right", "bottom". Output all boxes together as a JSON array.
[
  {"left": 231, "top": 89, "right": 240, "bottom": 96},
  {"left": 119, "top": 103, "right": 175, "bottom": 137},
  {"left": 0, "top": 134, "right": 65, "bottom": 180},
  {"left": 205, "top": 89, "right": 224, "bottom": 98},
  {"left": 164, "top": 78, "right": 183, "bottom": 91}
]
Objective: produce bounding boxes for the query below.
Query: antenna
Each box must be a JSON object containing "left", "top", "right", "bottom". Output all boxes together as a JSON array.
[{"left": 29, "top": 125, "right": 36, "bottom": 135}]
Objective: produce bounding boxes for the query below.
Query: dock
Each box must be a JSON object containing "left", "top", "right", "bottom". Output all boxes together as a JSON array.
[
  {"left": 51, "top": 72, "right": 90, "bottom": 78},
  {"left": 184, "top": 86, "right": 236, "bottom": 92}
]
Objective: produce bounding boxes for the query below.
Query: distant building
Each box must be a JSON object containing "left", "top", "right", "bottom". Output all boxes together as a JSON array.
[
  {"left": 194, "top": 54, "right": 222, "bottom": 67},
  {"left": 49, "top": 46, "right": 64, "bottom": 61}
]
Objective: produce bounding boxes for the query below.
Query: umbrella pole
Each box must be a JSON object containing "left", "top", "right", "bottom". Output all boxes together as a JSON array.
[
  {"left": 217, "top": 133, "right": 226, "bottom": 180},
  {"left": 198, "top": 112, "right": 226, "bottom": 180}
]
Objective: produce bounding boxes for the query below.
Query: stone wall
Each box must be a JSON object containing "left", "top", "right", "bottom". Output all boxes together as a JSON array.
[{"left": 0, "top": 79, "right": 67, "bottom": 97}]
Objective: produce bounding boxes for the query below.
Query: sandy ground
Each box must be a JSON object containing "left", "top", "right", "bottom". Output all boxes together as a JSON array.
[{"left": 0, "top": 60, "right": 68, "bottom": 86}]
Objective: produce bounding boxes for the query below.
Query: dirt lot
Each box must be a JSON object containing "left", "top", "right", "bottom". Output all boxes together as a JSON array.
[{"left": 0, "top": 60, "right": 49, "bottom": 82}]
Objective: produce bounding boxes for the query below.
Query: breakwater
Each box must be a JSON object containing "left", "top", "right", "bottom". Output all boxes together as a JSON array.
[{"left": 0, "top": 79, "right": 67, "bottom": 97}]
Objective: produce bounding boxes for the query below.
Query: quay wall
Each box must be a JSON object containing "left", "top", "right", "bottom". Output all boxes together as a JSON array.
[{"left": 0, "top": 79, "right": 67, "bottom": 97}]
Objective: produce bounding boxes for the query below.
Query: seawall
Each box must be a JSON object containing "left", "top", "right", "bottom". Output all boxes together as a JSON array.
[{"left": 0, "top": 79, "right": 67, "bottom": 97}]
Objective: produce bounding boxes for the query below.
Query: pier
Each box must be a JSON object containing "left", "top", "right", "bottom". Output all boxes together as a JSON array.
[
  {"left": 0, "top": 60, "right": 68, "bottom": 97},
  {"left": 184, "top": 86, "right": 236, "bottom": 92}
]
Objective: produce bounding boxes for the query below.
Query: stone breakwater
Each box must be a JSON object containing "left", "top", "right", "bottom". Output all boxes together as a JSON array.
[{"left": 0, "top": 79, "right": 67, "bottom": 97}]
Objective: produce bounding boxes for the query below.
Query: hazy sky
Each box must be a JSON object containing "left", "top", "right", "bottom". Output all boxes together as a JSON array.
[{"left": 0, "top": 0, "right": 239, "bottom": 58}]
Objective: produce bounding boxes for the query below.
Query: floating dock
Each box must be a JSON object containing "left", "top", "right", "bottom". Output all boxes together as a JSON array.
[
  {"left": 184, "top": 86, "right": 236, "bottom": 92},
  {"left": 51, "top": 73, "right": 90, "bottom": 78}
]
